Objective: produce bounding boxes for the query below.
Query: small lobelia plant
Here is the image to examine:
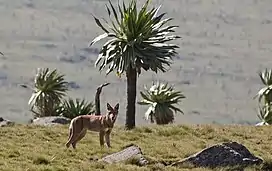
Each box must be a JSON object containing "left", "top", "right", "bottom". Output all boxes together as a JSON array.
[
  {"left": 138, "top": 81, "right": 185, "bottom": 125},
  {"left": 28, "top": 68, "right": 69, "bottom": 118},
  {"left": 254, "top": 68, "right": 272, "bottom": 125},
  {"left": 257, "top": 105, "right": 272, "bottom": 126},
  {"left": 60, "top": 98, "right": 95, "bottom": 119}
]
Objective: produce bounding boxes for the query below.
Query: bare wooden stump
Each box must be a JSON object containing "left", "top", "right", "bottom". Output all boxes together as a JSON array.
[
  {"left": 99, "top": 144, "right": 149, "bottom": 166},
  {"left": 95, "top": 82, "right": 110, "bottom": 115}
]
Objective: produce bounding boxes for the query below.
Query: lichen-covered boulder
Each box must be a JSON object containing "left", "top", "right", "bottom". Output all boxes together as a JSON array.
[{"left": 171, "top": 141, "right": 263, "bottom": 168}]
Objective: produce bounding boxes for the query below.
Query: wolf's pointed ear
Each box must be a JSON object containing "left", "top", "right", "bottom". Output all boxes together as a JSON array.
[
  {"left": 107, "top": 103, "right": 113, "bottom": 111},
  {"left": 114, "top": 103, "right": 119, "bottom": 111}
]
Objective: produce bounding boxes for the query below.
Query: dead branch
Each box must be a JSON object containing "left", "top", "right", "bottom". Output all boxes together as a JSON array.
[{"left": 95, "top": 82, "right": 110, "bottom": 115}]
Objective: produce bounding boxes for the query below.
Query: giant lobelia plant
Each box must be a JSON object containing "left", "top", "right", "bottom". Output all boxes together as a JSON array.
[{"left": 89, "top": 0, "right": 180, "bottom": 129}]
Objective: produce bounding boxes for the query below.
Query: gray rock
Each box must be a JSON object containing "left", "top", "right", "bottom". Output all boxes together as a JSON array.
[
  {"left": 100, "top": 144, "right": 149, "bottom": 166},
  {"left": 32, "top": 116, "right": 71, "bottom": 126},
  {"left": 255, "top": 122, "right": 269, "bottom": 126},
  {"left": 171, "top": 141, "right": 263, "bottom": 169},
  {"left": 0, "top": 117, "right": 15, "bottom": 127}
]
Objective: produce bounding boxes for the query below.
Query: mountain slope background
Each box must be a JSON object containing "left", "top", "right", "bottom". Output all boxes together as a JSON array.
[{"left": 0, "top": 0, "right": 271, "bottom": 125}]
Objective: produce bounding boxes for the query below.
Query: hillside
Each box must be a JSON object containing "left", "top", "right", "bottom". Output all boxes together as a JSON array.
[
  {"left": 0, "top": 0, "right": 272, "bottom": 125},
  {"left": 0, "top": 124, "right": 271, "bottom": 171}
]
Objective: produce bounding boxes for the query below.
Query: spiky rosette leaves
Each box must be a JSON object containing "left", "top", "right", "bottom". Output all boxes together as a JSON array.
[
  {"left": 138, "top": 82, "right": 185, "bottom": 124},
  {"left": 60, "top": 98, "right": 95, "bottom": 119},
  {"left": 90, "top": 0, "right": 180, "bottom": 76},
  {"left": 255, "top": 68, "right": 272, "bottom": 125},
  {"left": 28, "top": 68, "right": 68, "bottom": 117}
]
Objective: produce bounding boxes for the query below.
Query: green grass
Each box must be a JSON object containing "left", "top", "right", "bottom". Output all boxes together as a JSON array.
[{"left": 0, "top": 124, "right": 271, "bottom": 171}]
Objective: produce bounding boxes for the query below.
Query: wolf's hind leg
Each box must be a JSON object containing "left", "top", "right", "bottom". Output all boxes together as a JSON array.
[
  {"left": 65, "top": 126, "right": 73, "bottom": 148},
  {"left": 66, "top": 122, "right": 82, "bottom": 148},
  {"left": 72, "top": 129, "right": 87, "bottom": 149}
]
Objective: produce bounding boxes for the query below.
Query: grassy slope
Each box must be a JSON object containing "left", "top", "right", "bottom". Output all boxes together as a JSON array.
[{"left": 0, "top": 124, "right": 271, "bottom": 171}]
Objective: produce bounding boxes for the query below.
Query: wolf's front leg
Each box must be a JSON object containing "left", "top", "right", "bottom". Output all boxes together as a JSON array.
[
  {"left": 105, "top": 130, "right": 112, "bottom": 148},
  {"left": 99, "top": 131, "right": 105, "bottom": 147}
]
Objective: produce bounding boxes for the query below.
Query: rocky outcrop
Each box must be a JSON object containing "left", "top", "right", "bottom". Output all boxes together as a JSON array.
[
  {"left": 99, "top": 142, "right": 263, "bottom": 169},
  {"left": 31, "top": 116, "right": 71, "bottom": 126},
  {"left": 171, "top": 141, "right": 263, "bottom": 168},
  {"left": 0, "top": 117, "right": 15, "bottom": 127}
]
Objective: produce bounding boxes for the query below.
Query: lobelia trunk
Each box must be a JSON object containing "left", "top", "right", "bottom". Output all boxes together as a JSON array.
[
  {"left": 125, "top": 65, "right": 137, "bottom": 130},
  {"left": 95, "top": 88, "right": 101, "bottom": 115},
  {"left": 94, "top": 83, "right": 110, "bottom": 115}
]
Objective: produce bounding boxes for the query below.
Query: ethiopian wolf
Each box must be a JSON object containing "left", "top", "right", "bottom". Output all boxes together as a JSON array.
[{"left": 65, "top": 103, "right": 119, "bottom": 149}]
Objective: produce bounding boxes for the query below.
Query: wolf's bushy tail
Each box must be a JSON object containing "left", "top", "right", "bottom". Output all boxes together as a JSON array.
[{"left": 66, "top": 118, "right": 76, "bottom": 148}]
